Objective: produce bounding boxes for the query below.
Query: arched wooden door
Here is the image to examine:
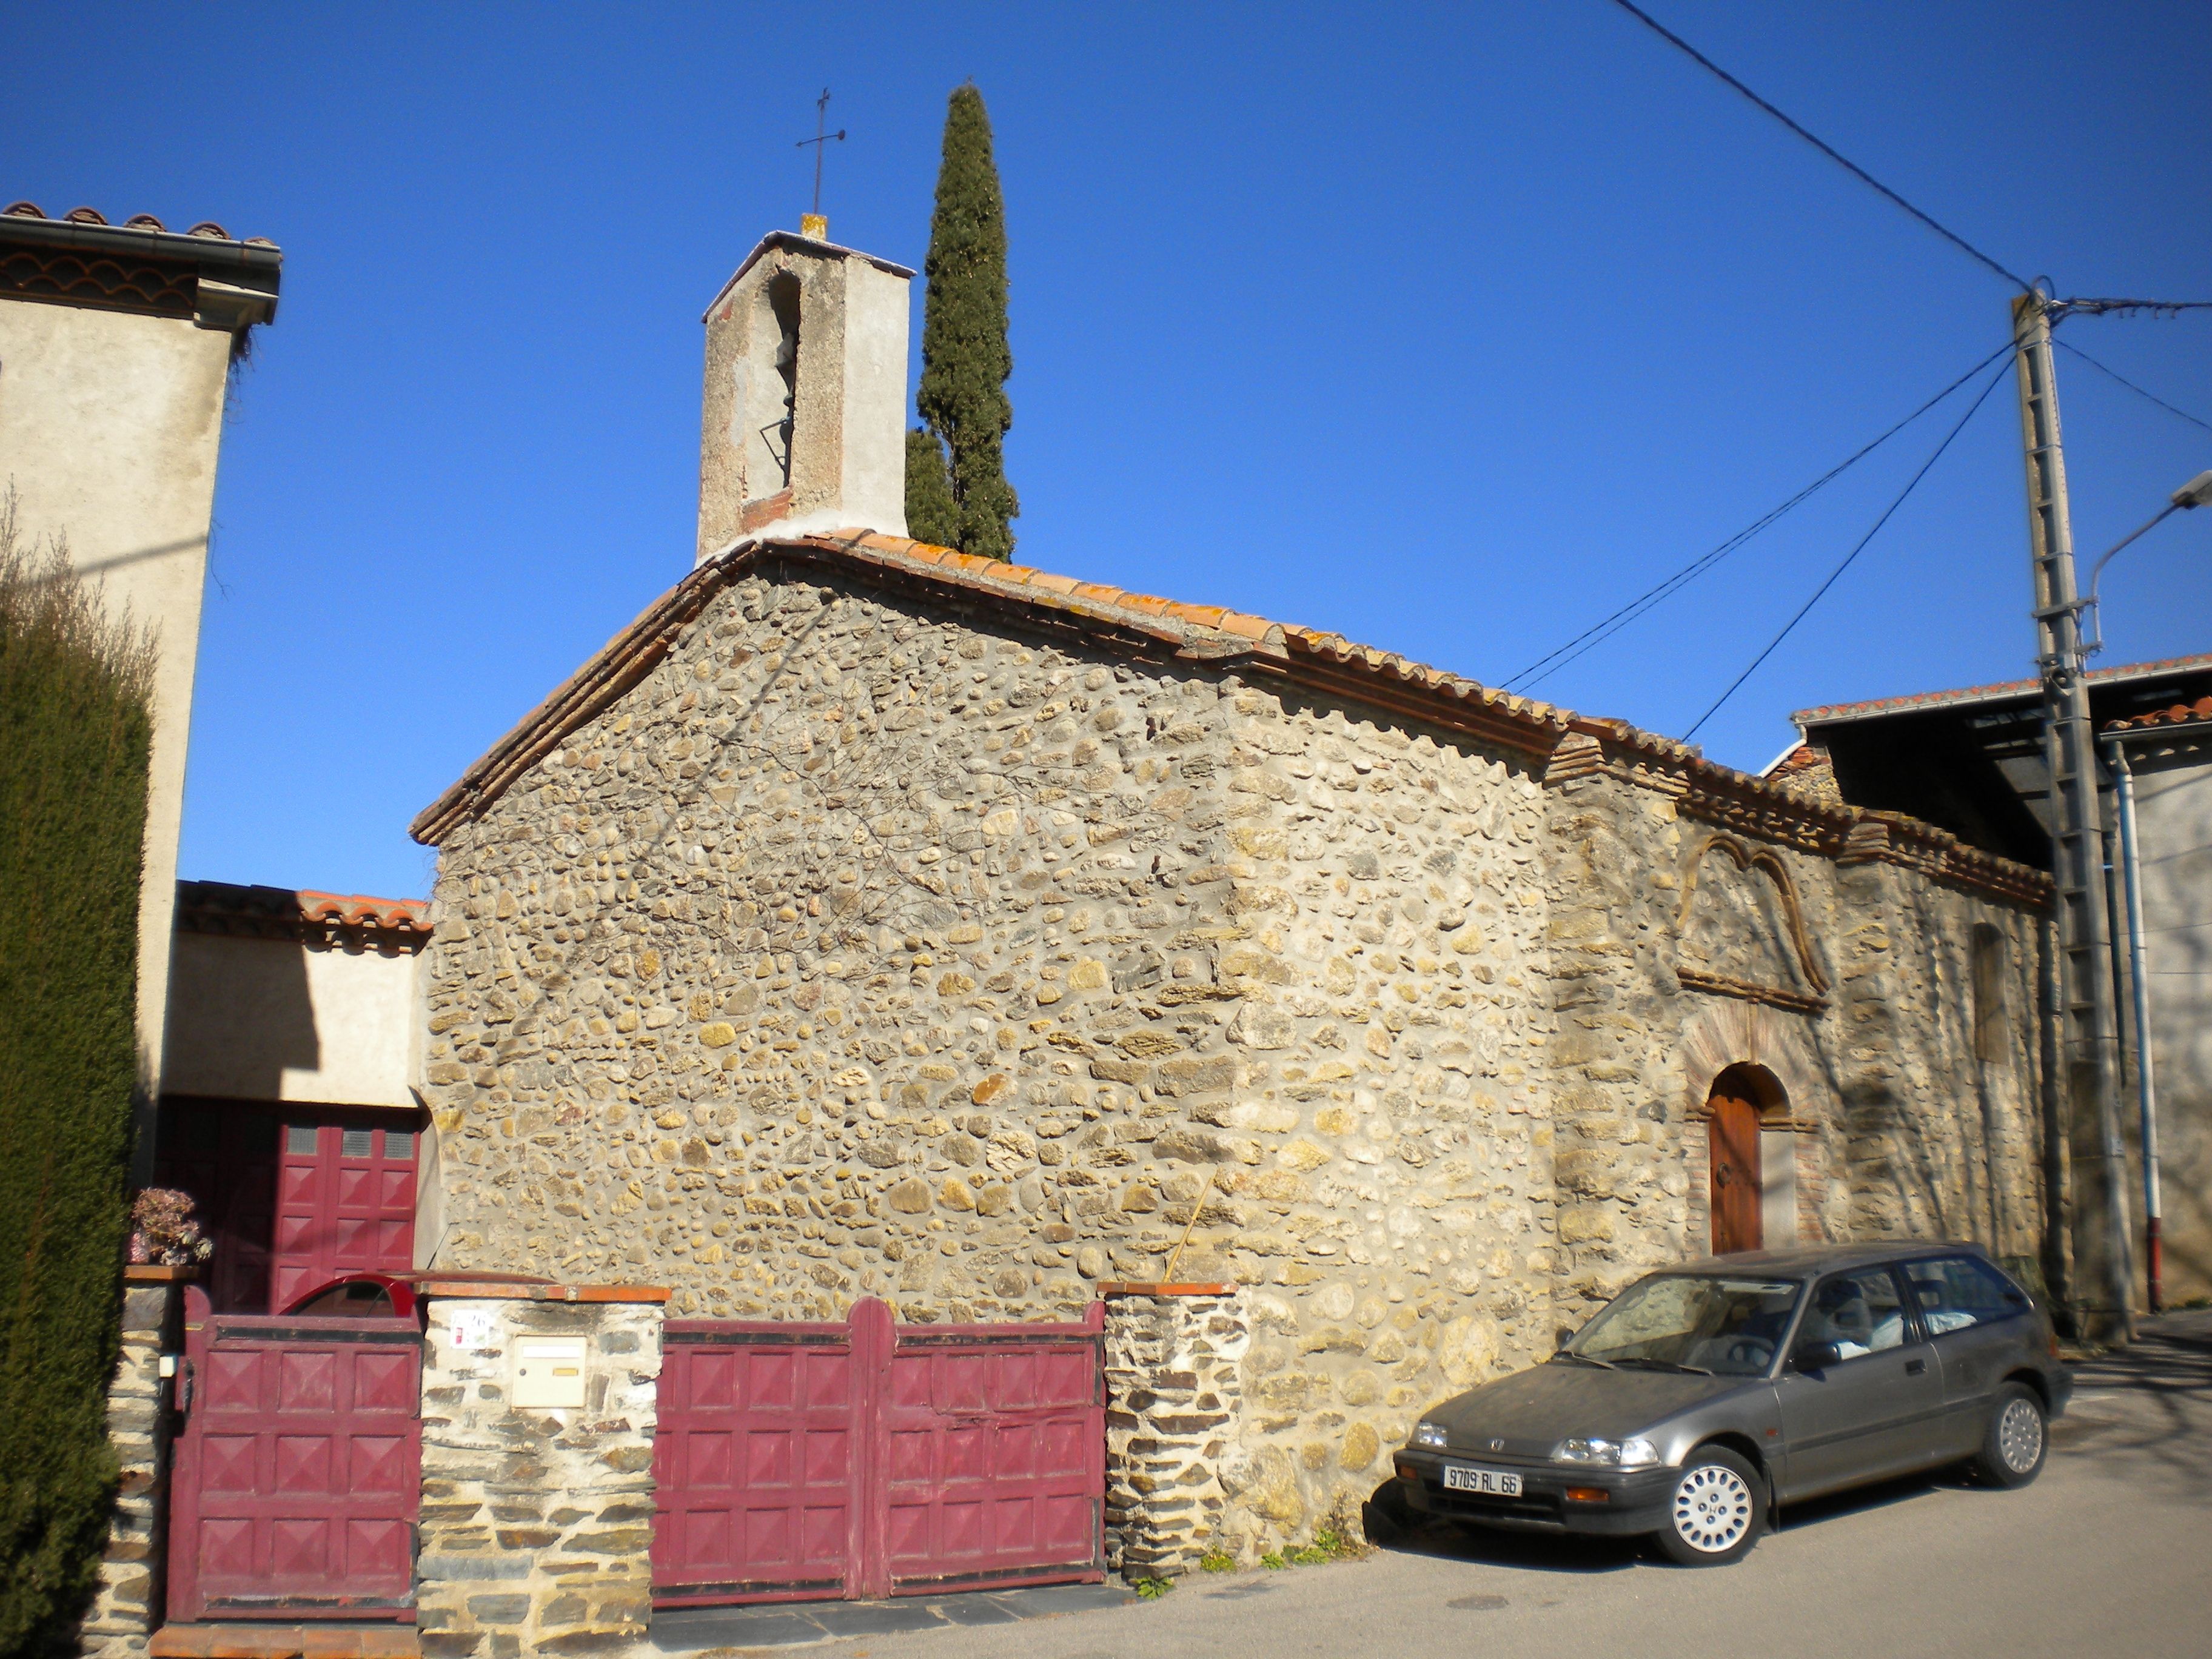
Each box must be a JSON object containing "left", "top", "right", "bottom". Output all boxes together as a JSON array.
[{"left": 1708, "top": 1081, "right": 1763, "bottom": 1255}]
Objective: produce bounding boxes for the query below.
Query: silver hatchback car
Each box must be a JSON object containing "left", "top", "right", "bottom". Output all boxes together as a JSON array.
[{"left": 1391, "top": 1244, "right": 2070, "bottom": 1565}]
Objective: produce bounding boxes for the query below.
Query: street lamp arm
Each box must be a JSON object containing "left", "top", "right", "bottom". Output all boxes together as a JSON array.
[
  {"left": 2088, "top": 503, "right": 2182, "bottom": 606},
  {"left": 2079, "top": 470, "right": 2212, "bottom": 662}
]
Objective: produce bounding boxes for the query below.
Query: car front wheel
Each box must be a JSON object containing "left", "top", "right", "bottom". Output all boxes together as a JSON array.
[
  {"left": 1970, "top": 1381, "right": 2047, "bottom": 1488},
  {"left": 1652, "top": 1446, "right": 1765, "bottom": 1566}
]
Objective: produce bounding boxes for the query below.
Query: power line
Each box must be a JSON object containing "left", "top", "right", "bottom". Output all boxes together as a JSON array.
[
  {"left": 1681, "top": 359, "right": 2013, "bottom": 742},
  {"left": 2057, "top": 297, "right": 2212, "bottom": 318},
  {"left": 2052, "top": 336, "right": 2212, "bottom": 438},
  {"left": 1606, "top": 0, "right": 2033, "bottom": 292},
  {"left": 1506, "top": 338, "right": 2016, "bottom": 692}
]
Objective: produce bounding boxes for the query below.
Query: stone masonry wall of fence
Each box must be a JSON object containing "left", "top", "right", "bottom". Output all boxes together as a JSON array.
[
  {"left": 78, "top": 1270, "right": 183, "bottom": 1659},
  {"left": 415, "top": 1293, "right": 664, "bottom": 1659}
]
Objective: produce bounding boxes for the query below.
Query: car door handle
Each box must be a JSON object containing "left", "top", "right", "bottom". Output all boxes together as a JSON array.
[{"left": 1904, "top": 1358, "right": 1927, "bottom": 1375}]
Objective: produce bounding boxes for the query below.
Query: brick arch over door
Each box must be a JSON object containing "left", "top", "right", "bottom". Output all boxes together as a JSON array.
[{"left": 1680, "top": 997, "right": 1822, "bottom": 1123}]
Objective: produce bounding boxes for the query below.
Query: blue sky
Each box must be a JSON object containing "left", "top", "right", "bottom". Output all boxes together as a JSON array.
[{"left": 12, "top": 1, "right": 2210, "bottom": 900}]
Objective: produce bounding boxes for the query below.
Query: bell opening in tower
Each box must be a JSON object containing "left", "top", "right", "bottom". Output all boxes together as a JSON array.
[{"left": 765, "top": 272, "right": 802, "bottom": 489}]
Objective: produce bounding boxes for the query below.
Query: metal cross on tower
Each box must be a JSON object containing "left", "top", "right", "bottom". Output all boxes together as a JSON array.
[{"left": 797, "top": 87, "right": 846, "bottom": 227}]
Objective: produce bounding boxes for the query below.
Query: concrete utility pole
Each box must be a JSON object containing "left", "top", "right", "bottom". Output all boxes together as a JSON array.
[{"left": 2009, "top": 290, "right": 2135, "bottom": 1343}]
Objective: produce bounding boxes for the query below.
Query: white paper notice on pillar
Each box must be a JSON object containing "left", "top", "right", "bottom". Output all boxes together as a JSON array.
[
  {"left": 449, "top": 1307, "right": 500, "bottom": 1352},
  {"left": 513, "top": 1336, "right": 588, "bottom": 1409}
]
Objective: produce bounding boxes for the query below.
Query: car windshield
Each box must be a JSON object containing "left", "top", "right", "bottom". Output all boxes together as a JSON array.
[{"left": 1569, "top": 1274, "right": 1804, "bottom": 1377}]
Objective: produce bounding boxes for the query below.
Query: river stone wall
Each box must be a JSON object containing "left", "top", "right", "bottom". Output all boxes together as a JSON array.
[{"left": 417, "top": 563, "right": 2048, "bottom": 1557}]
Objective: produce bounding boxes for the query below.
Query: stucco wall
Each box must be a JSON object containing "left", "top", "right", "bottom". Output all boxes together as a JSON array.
[
  {"left": 164, "top": 931, "right": 424, "bottom": 1108},
  {"left": 0, "top": 297, "right": 235, "bottom": 1100},
  {"left": 2127, "top": 739, "right": 2212, "bottom": 1301},
  {"left": 418, "top": 563, "right": 2049, "bottom": 1553}
]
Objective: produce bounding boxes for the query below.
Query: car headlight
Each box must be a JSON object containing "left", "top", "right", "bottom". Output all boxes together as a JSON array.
[
  {"left": 1550, "top": 1436, "right": 1660, "bottom": 1470},
  {"left": 1412, "top": 1421, "right": 1450, "bottom": 1450}
]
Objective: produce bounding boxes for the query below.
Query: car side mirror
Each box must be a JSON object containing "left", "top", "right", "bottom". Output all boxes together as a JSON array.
[
  {"left": 1555, "top": 1327, "right": 1575, "bottom": 1351},
  {"left": 1792, "top": 1340, "right": 1843, "bottom": 1372}
]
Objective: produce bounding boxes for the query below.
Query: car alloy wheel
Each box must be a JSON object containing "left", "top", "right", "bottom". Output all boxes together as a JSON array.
[
  {"left": 1672, "top": 1463, "right": 1753, "bottom": 1554},
  {"left": 1997, "top": 1396, "right": 2043, "bottom": 1474},
  {"left": 1970, "top": 1381, "right": 2048, "bottom": 1489},
  {"left": 1652, "top": 1446, "right": 1766, "bottom": 1566}
]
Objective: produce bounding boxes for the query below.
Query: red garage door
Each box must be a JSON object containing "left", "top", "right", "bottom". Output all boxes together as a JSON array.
[
  {"left": 654, "top": 1298, "right": 1104, "bottom": 1605},
  {"left": 167, "top": 1285, "right": 422, "bottom": 1621},
  {"left": 155, "top": 1101, "right": 419, "bottom": 1314}
]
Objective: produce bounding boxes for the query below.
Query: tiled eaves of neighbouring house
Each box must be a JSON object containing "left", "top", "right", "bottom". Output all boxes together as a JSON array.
[
  {"left": 2106, "top": 693, "right": 2212, "bottom": 736},
  {"left": 409, "top": 531, "right": 2053, "bottom": 910}
]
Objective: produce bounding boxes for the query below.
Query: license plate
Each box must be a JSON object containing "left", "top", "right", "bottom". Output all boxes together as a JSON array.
[{"left": 1443, "top": 1463, "right": 1523, "bottom": 1496}]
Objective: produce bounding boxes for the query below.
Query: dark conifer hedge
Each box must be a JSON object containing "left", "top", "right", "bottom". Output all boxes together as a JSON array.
[
  {"left": 913, "top": 84, "right": 1019, "bottom": 561},
  {"left": 0, "top": 497, "right": 153, "bottom": 1655}
]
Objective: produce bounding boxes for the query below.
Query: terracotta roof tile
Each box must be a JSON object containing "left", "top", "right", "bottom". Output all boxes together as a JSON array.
[
  {"left": 2106, "top": 694, "right": 2212, "bottom": 734},
  {"left": 1219, "top": 611, "right": 1275, "bottom": 643},
  {"left": 0, "top": 201, "right": 259, "bottom": 243},
  {"left": 177, "top": 880, "right": 431, "bottom": 946}
]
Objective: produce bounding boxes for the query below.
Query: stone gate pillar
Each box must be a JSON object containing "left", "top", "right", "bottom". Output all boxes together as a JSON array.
[
  {"left": 414, "top": 1281, "right": 668, "bottom": 1659},
  {"left": 1099, "top": 1283, "right": 1247, "bottom": 1583},
  {"left": 78, "top": 1265, "right": 193, "bottom": 1659}
]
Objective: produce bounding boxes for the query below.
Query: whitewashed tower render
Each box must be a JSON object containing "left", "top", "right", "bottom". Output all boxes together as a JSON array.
[{"left": 695, "top": 230, "right": 912, "bottom": 560}]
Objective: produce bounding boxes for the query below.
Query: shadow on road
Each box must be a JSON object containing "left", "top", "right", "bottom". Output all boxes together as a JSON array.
[
  {"left": 2056, "top": 1310, "right": 2212, "bottom": 1498},
  {"left": 1370, "top": 1467, "right": 1989, "bottom": 1578},
  {"left": 1370, "top": 1510, "right": 1644, "bottom": 1576}
]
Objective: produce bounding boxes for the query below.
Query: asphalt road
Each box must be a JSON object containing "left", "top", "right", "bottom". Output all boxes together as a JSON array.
[{"left": 714, "top": 1312, "right": 2212, "bottom": 1659}]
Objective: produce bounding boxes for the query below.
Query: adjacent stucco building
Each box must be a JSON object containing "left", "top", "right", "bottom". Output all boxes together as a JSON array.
[
  {"left": 1785, "top": 655, "right": 2212, "bottom": 1310},
  {"left": 155, "top": 881, "right": 433, "bottom": 1313},
  {"left": 0, "top": 201, "right": 280, "bottom": 1127},
  {"left": 2105, "top": 697, "right": 2212, "bottom": 1304},
  {"left": 400, "top": 226, "right": 2057, "bottom": 1550}
]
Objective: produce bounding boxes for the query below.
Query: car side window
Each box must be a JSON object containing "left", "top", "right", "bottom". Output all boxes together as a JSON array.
[
  {"left": 1902, "top": 1256, "right": 2026, "bottom": 1336},
  {"left": 1797, "top": 1269, "right": 1908, "bottom": 1362}
]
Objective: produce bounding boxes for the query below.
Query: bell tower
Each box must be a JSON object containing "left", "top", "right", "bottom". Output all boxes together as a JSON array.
[{"left": 696, "top": 227, "right": 913, "bottom": 561}]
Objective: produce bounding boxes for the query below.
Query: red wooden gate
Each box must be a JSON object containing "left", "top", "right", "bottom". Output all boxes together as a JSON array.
[
  {"left": 654, "top": 1298, "right": 1104, "bottom": 1606},
  {"left": 168, "top": 1285, "right": 422, "bottom": 1621}
]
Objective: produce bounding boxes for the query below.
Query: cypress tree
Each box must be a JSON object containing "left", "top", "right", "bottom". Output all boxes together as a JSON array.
[
  {"left": 914, "top": 84, "right": 1019, "bottom": 561},
  {"left": 0, "top": 495, "right": 152, "bottom": 1654},
  {"left": 903, "top": 427, "right": 958, "bottom": 549}
]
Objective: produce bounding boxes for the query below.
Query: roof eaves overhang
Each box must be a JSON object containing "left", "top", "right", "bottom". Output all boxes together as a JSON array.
[
  {"left": 1, "top": 212, "right": 281, "bottom": 323},
  {"left": 2106, "top": 716, "right": 2212, "bottom": 745},
  {"left": 1794, "top": 652, "right": 2212, "bottom": 729}
]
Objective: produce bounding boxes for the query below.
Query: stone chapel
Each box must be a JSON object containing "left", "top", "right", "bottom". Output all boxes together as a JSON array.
[{"left": 407, "top": 226, "right": 2056, "bottom": 1543}]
